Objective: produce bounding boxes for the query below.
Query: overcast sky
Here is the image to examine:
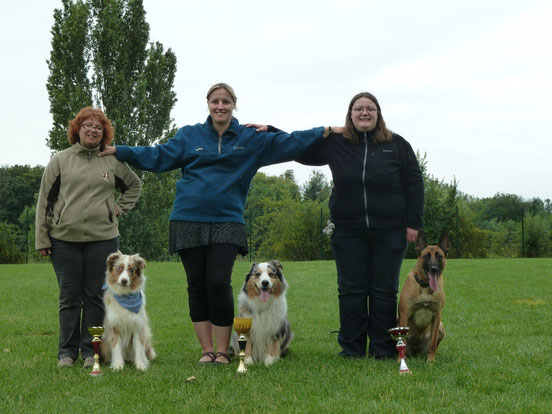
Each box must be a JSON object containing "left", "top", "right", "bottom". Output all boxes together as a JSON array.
[{"left": 2, "top": 0, "right": 551, "bottom": 200}]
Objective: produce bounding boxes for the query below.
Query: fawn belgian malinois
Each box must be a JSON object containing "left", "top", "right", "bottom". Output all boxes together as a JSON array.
[{"left": 398, "top": 231, "right": 449, "bottom": 362}]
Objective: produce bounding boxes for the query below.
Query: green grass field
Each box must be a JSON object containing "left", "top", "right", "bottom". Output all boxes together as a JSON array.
[{"left": 1, "top": 258, "right": 550, "bottom": 413}]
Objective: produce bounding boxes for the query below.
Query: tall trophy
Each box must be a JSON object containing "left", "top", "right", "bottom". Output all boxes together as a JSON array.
[
  {"left": 388, "top": 326, "right": 411, "bottom": 375},
  {"left": 233, "top": 317, "right": 252, "bottom": 374},
  {"left": 87, "top": 326, "right": 104, "bottom": 377}
]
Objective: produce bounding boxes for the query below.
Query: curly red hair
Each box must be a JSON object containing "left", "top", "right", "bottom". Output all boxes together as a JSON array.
[{"left": 67, "top": 107, "right": 114, "bottom": 148}]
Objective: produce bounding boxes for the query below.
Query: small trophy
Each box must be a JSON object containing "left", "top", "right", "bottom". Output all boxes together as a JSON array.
[
  {"left": 87, "top": 326, "right": 104, "bottom": 376},
  {"left": 233, "top": 317, "right": 252, "bottom": 374},
  {"left": 388, "top": 326, "right": 411, "bottom": 375}
]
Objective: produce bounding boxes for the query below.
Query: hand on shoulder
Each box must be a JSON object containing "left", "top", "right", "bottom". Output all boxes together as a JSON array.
[
  {"left": 243, "top": 123, "right": 268, "bottom": 132},
  {"left": 324, "top": 126, "right": 344, "bottom": 137},
  {"left": 98, "top": 145, "right": 116, "bottom": 157}
]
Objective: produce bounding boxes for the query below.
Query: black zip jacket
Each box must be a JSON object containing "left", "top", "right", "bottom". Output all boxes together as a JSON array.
[{"left": 299, "top": 129, "right": 424, "bottom": 230}]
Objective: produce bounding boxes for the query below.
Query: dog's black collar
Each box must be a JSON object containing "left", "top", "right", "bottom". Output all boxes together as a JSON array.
[{"left": 414, "top": 273, "right": 429, "bottom": 288}]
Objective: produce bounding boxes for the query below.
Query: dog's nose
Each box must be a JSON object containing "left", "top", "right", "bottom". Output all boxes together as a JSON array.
[
  {"left": 261, "top": 280, "right": 269, "bottom": 288},
  {"left": 430, "top": 265, "right": 438, "bottom": 274},
  {"left": 120, "top": 278, "right": 128, "bottom": 286}
]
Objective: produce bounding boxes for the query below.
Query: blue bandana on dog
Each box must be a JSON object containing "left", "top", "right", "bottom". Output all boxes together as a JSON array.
[{"left": 103, "top": 284, "right": 143, "bottom": 314}]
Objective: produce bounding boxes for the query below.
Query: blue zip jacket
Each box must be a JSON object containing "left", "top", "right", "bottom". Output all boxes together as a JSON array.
[{"left": 116, "top": 116, "right": 324, "bottom": 224}]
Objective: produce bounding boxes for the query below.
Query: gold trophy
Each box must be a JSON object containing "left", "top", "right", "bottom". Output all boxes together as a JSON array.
[
  {"left": 233, "top": 317, "right": 252, "bottom": 374},
  {"left": 87, "top": 326, "right": 104, "bottom": 376},
  {"left": 388, "top": 327, "right": 412, "bottom": 374}
]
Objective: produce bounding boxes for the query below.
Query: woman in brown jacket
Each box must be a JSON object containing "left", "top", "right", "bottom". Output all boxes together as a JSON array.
[{"left": 36, "top": 107, "right": 141, "bottom": 368}]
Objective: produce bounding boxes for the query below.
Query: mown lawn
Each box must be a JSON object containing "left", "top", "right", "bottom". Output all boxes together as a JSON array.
[{"left": 0, "top": 258, "right": 550, "bottom": 413}]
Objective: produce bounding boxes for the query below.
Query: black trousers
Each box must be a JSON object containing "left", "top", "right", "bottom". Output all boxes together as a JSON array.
[
  {"left": 49, "top": 237, "right": 119, "bottom": 360},
  {"left": 178, "top": 243, "right": 238, "bottom": 327},
  {"left": 331, "top": 227, "right": 406, "bottom": 358}
]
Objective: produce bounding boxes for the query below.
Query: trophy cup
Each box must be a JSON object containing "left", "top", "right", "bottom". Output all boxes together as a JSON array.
[
  {"left": 233, "top": 317, "right": 252, "bottom": 374},
  {"left": 388, "top": 326, "right": 411, "bottom": 375},
  {"left": 87, "top": 326, "right": 104, "bottom": 377}
]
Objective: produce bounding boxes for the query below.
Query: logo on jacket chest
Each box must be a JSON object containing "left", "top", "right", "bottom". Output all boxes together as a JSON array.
[{"left": 102, "top": 171, "right": 110, "bottom": 181}]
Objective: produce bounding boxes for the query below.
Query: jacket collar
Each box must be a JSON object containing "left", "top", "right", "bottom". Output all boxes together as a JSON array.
[
  {"left": 74, "top": 142, "right": 101, "bottom": 155},
  {"left": 205, "top": 115, "right": 239, "bottom": 137},
  {"left": 356, "top": 128, "right": 376, "bottom": 143}
]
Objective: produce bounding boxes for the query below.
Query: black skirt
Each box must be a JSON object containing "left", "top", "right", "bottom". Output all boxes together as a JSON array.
[{"left": 169, "top": 221, "right": 248, "bottom": 256}]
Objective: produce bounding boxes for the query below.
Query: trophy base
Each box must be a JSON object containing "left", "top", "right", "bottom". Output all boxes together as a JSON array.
[
  {"left": 90, "top": 358, "right": 103, "bottom": 377},
  {"left": 237, "top": 359, "right": 247, "bottom": 374}
]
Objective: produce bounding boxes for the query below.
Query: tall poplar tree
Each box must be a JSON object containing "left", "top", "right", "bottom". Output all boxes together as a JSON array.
[{"left": 46, "top": 0, "right": 177, "bottom": 151}]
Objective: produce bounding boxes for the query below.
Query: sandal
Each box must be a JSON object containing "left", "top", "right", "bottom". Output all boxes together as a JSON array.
[
  {"left": 198, "top": 351, "right": 216, "bottom": 365},
  {"left": 214, "top": 352, "right": 231, "bottom": 365}
]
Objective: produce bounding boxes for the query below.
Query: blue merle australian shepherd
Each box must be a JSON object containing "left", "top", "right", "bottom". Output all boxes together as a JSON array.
[{"left": 234, "top": 260, "right": 293, "bottom": 366}]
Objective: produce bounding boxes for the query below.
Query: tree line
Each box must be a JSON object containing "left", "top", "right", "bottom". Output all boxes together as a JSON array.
[
  {"left": 1, "top": 161, "right": 551, "bottom": 264},
  {"left": 3, "top": 0, "right": 550, "bottom": 263}
]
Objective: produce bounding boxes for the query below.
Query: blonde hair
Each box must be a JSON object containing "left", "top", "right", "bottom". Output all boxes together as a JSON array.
[{"left": 206, "top": 82, "right": 237, "bottom": 109}]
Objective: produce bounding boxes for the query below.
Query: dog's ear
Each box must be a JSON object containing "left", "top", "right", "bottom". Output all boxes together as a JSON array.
[
  {"left": 416, "top": 231, "right": 427, "bottom": 255},
  {"left": 133, "top": 254, "right": 146, "bottom": 271},
  {"left": 269, "top": 260, "right": 283, "bottom": 271},
  {"left": 269, "top": 260, "right": 284, "bottom": 280},
  {"left": 106, "top": 251, "right": 122, "bottom": 269},
  {"left": 245, "top": 263, "right": 258, "bottom": 281},
  {"left": 243, "top": 263, "right": 257, "bottom": 291},
  {"left": 439, "top": 231, "right": 450, "bottom": 257}
]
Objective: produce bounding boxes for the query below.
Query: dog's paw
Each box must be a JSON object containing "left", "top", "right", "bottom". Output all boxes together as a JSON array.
[
  {"left": 147, "top": 347, "right": 157, "bottom": 360},
  {"left": 264, "top": 355, "right": 277, "bottom": 366},
  {"left": 135, "top": 359, "right": 149, "bottom": 371},
  {"left": 426, "top": 353, "right": 436, "bottom": 363},
  {"left": 110, "top": 360, "right": 124, "bottom": 371},
  {"left": 244, "top": 356, "right": 253, "bottom": 365}
]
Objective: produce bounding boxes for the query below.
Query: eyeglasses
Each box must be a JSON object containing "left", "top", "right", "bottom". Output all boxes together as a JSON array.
[
  {"left": 81, "top": 122, "right": 104, "bottom": 132},
  {"left": 352, "top": 106, "right": 377, "bottom": 113}
]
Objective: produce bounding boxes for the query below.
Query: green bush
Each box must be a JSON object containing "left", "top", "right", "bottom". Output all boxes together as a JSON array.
[
  {"left": 524, "top": 213, "right": 550, "bottom": 257},
  {"left": 0, "top": 221, "right": 25, "bottom": 264}
]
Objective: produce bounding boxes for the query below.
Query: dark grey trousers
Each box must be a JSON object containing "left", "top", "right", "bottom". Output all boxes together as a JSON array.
[
  {"left": 50, "top": 237, "right": 119, "bottom": 360},
  {"left": 331, "top": 227, "right": 406, "bottom": 358}
]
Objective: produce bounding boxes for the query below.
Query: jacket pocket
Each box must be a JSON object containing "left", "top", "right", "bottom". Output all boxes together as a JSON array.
[
  {"left": 105, "top": 200, "right": 114, "bottom": 223},
  {"left": 55, "top": 202, "right": 66, "bottom": 225}
]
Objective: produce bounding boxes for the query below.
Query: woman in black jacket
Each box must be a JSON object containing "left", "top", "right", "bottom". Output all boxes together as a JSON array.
[{"left": 300, "top": 92, "right": 424, "bottom": 359}]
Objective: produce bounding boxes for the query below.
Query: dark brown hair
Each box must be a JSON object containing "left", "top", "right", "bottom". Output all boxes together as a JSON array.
[
  {"left": 67, "top": 107, "right": 114, "bottom": 148},
  {"left": 343, "top": 92, "right": 392, "bottom": 143}
]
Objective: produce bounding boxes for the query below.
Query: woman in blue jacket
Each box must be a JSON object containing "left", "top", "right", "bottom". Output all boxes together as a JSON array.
[{"left": 100, "top": 83, "right": 331, "bottom": 365}]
